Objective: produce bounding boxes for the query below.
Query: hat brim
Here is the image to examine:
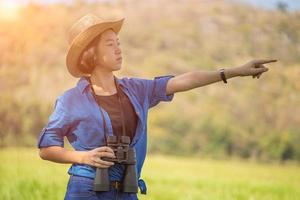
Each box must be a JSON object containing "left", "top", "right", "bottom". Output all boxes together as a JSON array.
[{"left": 66, "top": 18, "right": 125, "bottom": 78}]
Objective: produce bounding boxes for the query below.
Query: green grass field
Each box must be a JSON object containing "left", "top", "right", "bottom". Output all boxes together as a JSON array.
[{"left": 0, "top": 148, "right": 299, "bottom": 200}]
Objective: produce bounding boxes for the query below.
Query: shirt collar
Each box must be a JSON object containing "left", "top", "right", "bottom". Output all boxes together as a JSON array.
[{"left": 76, "top": 75, "right": 125, "bottom": 94}]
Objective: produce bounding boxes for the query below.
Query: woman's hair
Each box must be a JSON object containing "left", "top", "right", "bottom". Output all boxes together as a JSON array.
[{"left": 77, "top": 33, "right": 102, "bottom": 74}]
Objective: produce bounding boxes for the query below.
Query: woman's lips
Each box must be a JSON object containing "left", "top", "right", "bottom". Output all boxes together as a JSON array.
[{"left": 116, "top": 57, "right": 122, "bottom": 62}]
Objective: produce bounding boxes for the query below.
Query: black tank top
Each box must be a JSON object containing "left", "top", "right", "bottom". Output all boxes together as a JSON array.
[{"left": 90, "top": 81, "right": 138, "bottom": 142}]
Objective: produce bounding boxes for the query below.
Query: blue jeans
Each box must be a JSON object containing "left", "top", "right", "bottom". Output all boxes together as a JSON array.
[{"left": 64, "top": 175, "right": 139, "bottom": 200}]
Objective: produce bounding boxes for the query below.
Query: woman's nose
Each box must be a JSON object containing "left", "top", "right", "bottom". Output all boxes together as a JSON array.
[{"left": 115, "top": 46, "right": 121, "bottom": 54}]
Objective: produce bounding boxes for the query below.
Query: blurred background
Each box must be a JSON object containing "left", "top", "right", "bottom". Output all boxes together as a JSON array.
[{"left": 0, "top": 0, "right": 299, "bottom": 199}]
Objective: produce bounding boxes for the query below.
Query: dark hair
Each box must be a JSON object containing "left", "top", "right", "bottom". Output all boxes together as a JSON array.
[{"left": 77, "top": 34, "right": 102, "bottom": 74}]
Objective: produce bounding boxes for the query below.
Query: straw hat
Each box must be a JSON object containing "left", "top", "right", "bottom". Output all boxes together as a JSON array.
[{"left": 66, "top": 14, "right": 125, "bottom": 77}]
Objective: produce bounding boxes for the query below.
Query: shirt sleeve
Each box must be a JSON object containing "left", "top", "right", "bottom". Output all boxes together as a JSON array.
[
  {"left": 146, "top": 74, "right": 175, "bottom": 108},
  {"left": 37, "top": 96, "right": 70, "bottom": 148}
]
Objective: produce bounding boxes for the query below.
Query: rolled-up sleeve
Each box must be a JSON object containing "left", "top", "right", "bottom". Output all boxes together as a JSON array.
[
  {"left": 37, "top": 97, "right": 70, "bottom": 148},
  {"left": 147, "top": 75, "right": 175, "bottom": 108}
]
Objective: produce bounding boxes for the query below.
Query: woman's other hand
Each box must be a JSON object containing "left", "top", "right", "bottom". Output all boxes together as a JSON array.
[
  {"left": 80, "top": 146, "right": 116, "bottom": 168},
  {"left": 236, "top": 59, "right": 277, "bottom": 79}
]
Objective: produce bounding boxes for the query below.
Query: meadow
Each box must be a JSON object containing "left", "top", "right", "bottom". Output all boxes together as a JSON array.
[{"left": 0, "top": 148, "right": 299, "bottom": 200}]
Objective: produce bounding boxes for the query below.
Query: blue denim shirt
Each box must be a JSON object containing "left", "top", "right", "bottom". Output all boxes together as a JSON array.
[{"left": 37, "top": 74, "right": 175, "bottom": 194}]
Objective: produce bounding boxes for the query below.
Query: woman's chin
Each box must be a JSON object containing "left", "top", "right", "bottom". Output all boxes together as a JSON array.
[{"left": 112, "top": 64, "right": 122, "bottom": 71}]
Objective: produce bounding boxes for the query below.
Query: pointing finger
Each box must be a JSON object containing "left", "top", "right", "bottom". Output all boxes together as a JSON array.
[{"left": 256, "top": 59, "right": 277, "bottom": 65}]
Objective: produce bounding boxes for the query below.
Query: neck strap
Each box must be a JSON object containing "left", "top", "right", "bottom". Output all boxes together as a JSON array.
[{"left": 113, "top": 76, "right": 127, "bottom": 136}]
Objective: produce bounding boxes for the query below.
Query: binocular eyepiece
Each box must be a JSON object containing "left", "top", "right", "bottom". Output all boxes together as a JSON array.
[{"left": 93, "top": 135, "right": 138, "bottom": 193}]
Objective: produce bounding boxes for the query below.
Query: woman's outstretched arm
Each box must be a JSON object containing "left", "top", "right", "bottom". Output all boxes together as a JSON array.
[{"left": 166, "top": 59, "right": 277, "bottom": 95}]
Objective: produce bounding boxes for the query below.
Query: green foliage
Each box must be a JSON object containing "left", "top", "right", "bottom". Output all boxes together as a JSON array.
[{"left": 0, "top": 94, "right": 51, "bottom": 147}]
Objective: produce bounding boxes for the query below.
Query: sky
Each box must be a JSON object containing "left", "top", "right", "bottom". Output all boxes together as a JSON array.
[
  {"left": 240, "top": 0, "right": 300, "bottom": 12},
  {"left": 2, "top": 0, "right": 300, "bottom": 12}
]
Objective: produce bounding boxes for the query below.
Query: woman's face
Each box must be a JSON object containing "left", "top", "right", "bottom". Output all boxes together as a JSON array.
[{"left": 94, "top": 29, "right": 122, "bottom": 72}]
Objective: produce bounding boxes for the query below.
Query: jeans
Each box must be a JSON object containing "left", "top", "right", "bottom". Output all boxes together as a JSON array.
[{"left": 64, "top": 174, "right": 139, "bottom": 200}]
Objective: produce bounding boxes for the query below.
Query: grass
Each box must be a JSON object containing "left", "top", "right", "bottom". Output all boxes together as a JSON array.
[{"left": 0, "top": 148, "right": 299, "bottom": 200}]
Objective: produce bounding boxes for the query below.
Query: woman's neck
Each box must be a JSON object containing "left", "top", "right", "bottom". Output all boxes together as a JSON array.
[{"left": 90, "top": 69, "right": 117, "bottom": 95}]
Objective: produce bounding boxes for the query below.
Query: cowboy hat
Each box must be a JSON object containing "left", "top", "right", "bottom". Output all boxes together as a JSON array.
[{"left": 66, "top": 14, "right": 125, "bottom": 77}]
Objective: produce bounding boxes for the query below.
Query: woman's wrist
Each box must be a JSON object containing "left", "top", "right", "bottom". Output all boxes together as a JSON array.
[
  {"left": 223, "top": 66, "right": 241, "bottom": 78},
  {"left": 76, "top": 151, "right": 87, "bottom": 164}
]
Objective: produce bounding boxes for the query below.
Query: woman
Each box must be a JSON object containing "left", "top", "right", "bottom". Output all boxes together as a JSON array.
[{"left": 37, "top": 14, "right": 277, "bottom": 200}]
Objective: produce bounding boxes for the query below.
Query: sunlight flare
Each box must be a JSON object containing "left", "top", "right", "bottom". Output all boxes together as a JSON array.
[{"left": 0, "top": 1, "right": 21, "bottom": 21}]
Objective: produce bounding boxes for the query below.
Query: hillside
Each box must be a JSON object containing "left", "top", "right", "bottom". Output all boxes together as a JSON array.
[{"left": 0, "top": 0, "right": 299, "bottom": 161}]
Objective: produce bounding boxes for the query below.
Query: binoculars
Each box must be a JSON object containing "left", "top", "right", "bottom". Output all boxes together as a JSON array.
[{"left": 93, "top": 135, "right": 138, "bottom": 193}]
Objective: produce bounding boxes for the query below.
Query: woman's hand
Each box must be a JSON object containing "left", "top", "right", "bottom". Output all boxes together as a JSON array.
[
  {"left": 236, "top": 59, "right": 277, "bottom": 79},
  {"left": 80, "top": 146, "right": 116, "bottom": 168}
]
